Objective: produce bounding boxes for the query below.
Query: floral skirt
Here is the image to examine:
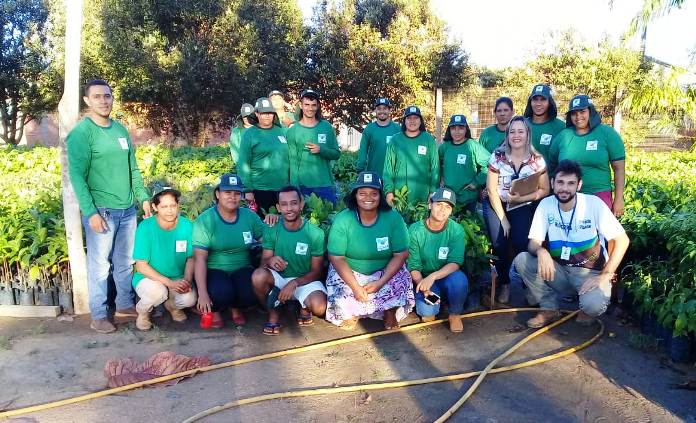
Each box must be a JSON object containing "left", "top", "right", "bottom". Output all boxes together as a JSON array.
[{"left": 325, "top": 264, "right": 414, "bottom": 326}]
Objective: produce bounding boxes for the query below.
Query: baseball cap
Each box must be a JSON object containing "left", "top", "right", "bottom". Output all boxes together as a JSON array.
[
  {"left": 267, "top": 90, "right": 284, "bottom": 98},
  {"left": 300, "top": 89, "right": 320, "bottom": 100},
  {"left": 353, "top": 171, "right": 382, "bottom": 191},
  {"left": 403, "top": 105, "right": 422, "bottom": 118},
  {"left": 530, "top": 84, "right": 551, "bottom": 99},
  {"left": 374, "top": 97, "right": 392, "bottom": 107},
  {"left": 447, "top": 114, "right": 468, "bottom": 127},
  {"left": 255, "top": 97, "right": 275, "bottom": 113},
  {"left": 240, "top": 103, "right": 255, "bottom": 117},
  {"left": 568, "top": 95, "right": 593, "bottom": 112},
  {"left": 151, "top": 183, "right": 181, "bottom": 203},
  {"left": 217, "top": 173, "right": 245, "bottom": 192},
  {"left": 431, "top": 187, "right": 456, "bottom": 206}
]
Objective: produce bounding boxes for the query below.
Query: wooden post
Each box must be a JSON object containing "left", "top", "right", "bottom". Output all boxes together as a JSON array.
[
  {"left": 59, "top": 0, "right": 89, "bottom": 314},
  {"left": 435, "top": 88, "right": 443, "bottom": 142}
]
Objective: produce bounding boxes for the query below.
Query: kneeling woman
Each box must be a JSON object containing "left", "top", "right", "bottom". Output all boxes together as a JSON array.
[
  {"left": 408, "top": 188, "right": 468, "bottom": 333},
  {"left": 193, "top": 173, "right": 265, "bottom": 328},
  {"left": 326, "top": 171, "right": 414, "bottom": 330}
]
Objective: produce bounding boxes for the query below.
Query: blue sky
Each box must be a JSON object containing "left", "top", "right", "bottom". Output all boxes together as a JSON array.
[{"left": 297, "top": 0, "right": 696, "bottom": 70}]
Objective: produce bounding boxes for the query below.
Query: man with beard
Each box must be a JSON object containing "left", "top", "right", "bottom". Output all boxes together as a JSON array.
[
  {"left": 286, "top": 89, "right": 340, "bottom": 204},
  {"left": 523, "top": 84, "right": 565, "bottom": 163},
  {"left": 251, "top": 186, "right": 328, "bottom": 335},
  {"left": 513, "top": 160, "right": 629, "bottom": 328},
  {"left": 357, "top": 98, "right": 401, "bottom": 175}
]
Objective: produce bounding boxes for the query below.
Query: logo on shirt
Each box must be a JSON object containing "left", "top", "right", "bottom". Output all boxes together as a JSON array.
[
  {"left": 318, "top": 134, "right": 327, "bottom": 144},
  {"left": 295, "top": 242, "right": 308, "bottom": 255},
  {"left": 278, "top": 136, "right": 287, "bottom": 144},
  {"left": 456, "top": 154, "right": 467, "bottom": 164},
  {"left": 417, "top": 145, "right": 427, "bottom": 155},
  {"left": 376, "top": 237, "right": 390, "bottom": 251},
  {"left": 540, "top": 134, "right": 552, "bottom": 145},
  {"left": 117, "top": 137, "right": 129, "bottom": 150},
  {"left": 438, "top": 247, "right": 449, "bottom": 260},
  {"left": 386, "top": 135, "right": 392, "bottom": 144},
  {"left": 243, "top": 231, "right": 253, "bottom": 244},
  {"left": 547, "top": 214, "right": 556, "bottom": 225},
  {"left": 175, "top": 240, "right": 187, "bottom": 253},
  {"left": 586, "top": 140, "right": 598, "bottom": 151}
]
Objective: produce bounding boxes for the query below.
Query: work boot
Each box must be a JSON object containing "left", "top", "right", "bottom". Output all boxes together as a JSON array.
[
  {"left": 136, "top": 311, "right": 153, "bottom": 331},
  {"left": 497, "top": 284, "right": 510, "bottom": 304},
  {"left": 90, "top": 319, "right": 116, "bottom": 334},
  {"left": 526, "top": 310, "right": 561, "bottom": 328},
  {"left": 164, "top": 298, "right": 187, "bottom": 322}
]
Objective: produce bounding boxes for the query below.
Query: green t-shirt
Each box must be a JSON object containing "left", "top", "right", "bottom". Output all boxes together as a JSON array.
[
  {"left": 438, "top": 139, "right": 490, "bottom": 205},
  {"left": 286, "top": 120, "right": 341, "bottom": 188},
  {"left": 549, "top": 124, "right": 626, "bottom": 194},
  {"left": 528, "top": 118, "right": 565, "bottom": 163},
  {"left": 383, "top": 131, "right": 440, "bottom": 204},
  {"left": 357, "top": 121, "right": 401, "bottom": 175},
  {"left": 238, "top": 125, "right": 290, "bottom": 190},
  {"left": 262, "top": 219, "right": 326, "bottom": 278},
  {"left": 407, "top": 218, "right": 466, "bottom": 277},
  {"left": 66, "top": 117, "right": 149, "bottom": 218},
  {"left": 279, "top": 111, "right": 296, "bottom": 129},
  {"left": 132, "top": 216, "right": 193, "bottom": 288},
  {"left": 327, "top": 209, "right": 409, "bottom": 275},
  {"left": 229, "top": 126, "right": 249, "bottom": 166},
  {"left": 192, "top": 206, "right": 265, "bottom": 272},
  {"left": 478, "top": 125, "right": 507, "bottom": 153}
]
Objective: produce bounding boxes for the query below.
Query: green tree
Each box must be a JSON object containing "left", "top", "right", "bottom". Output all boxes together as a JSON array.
[
  {"left": 0, "top": 0, "right": 61, "bottom": 146},
  {"left": 305, "top": 0, "right": 470, "bottom": 130}
]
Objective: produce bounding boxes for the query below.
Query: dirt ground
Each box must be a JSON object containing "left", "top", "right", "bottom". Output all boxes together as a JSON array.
[{"left": 1, "top": 286, "right": 695, "bottom": 423}]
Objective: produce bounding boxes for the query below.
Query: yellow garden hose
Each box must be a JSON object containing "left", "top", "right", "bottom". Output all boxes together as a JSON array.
[{"left": 0, "top": 308, "right": 602, "bottom": 422}]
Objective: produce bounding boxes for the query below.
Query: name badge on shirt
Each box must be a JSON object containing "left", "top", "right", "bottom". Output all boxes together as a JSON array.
[
  {"left": 438, "top": 247, "right": 449, "bottom": 260},
  {"left": 175, "top": 240, "right": 187, "bottom": 253},
  {"left": 540, "top": 134, "right": 552, "bottom": 145},
  {"left": 376, "top": 237, "right": 390, "bottom": 251},
  {"left": 318, "top": 134, "right": 327, "bottom": 144},
  {"left": 117, "top": 137, "right": 129, "bottom": 150},
  {"left": 386, "top": 135, "right": 393, "bottom": 144},
  {"left": 560, "top": 246, "right": 571, "bottom": 260},
  {"left": 586, "top": 140, "right": 598, "bottom": 151},
  {"left": 243, "top": 231, "right": 253, "bottom": 244},
  {"left": 417, "top": 145, "right": 427, "bottom": 155},
  {"left": 295, "top": 242, "right": 308, "bottom": 255},
  {"left": 456, "top": 154, "right": 467, "bottom": 164},
  {"left": 278, "top": 136, "right": 287, "bottom": 144}
]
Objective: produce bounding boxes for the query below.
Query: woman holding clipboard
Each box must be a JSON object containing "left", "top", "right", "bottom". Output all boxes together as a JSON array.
[{"left": 485, "top": 116, "right": 550, "bottom": 303}]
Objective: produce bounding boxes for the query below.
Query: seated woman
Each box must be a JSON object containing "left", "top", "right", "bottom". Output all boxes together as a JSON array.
[
  {"left": 408, "top": 188, "right": 468, "bottom": 333},
  {"left": 193, "top": 173, "right": 265, "bottom": 328},
  {"left": 326, "top": 171, "right": 414, "bottom": 330},
  {"left": 133, "top": 186, "right": 197, "bottom": 331}
]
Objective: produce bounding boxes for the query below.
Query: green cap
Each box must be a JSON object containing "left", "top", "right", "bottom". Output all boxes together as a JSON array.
[
  {"left": 300, "top": 89, "right": 320, "bottom": 100},
  {"left": 431, "top": 187, "right": 456, "bottom": 205},
  {"left": 403, "top": 105, "right": 422, "bottom": 118},
  {"left": 268, "top": 90, "right": 284, "bottom": 98},
  {"left": 240, "top": 103, "right": 254, "bottom": 117},
  {"left": 217, "top": 173, "right": 245, "bottom": 192},
  {"left": 151, "top": 183, "right": 181, "bottom": 203},
  {"left": 352, "top": 171, "right": 382, "bottom": 191},
  {"left": 530, "top": 84, "right": 551, "bottom": 99},
  {"left": 568, "top": 94, "right": 593, "bottom": 112},
  {"left": 447, "top": 114, "right": 468, "bottom": 127},
  {"left": 255, "top": 97, "right": 275, "bottom": 113}
]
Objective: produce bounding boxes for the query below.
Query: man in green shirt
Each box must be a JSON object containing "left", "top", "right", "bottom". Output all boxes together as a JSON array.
[
  {"left": 67, "top": 79, "right": 151, "bottom": 334},
  {"left": 408, "top": 188, "right": 468, "bottom": 333},
  {"left": 132, "top": 186, "right": 197, "bottom": 331},
  {"left": 269, "top": 89, "right": 296, "bottom": 129},
  {"left": 286, "top": 89, "right": 341, "bottom": 204},
  {"left": 238, "top": 97, "right": 291, "bottom": 214},
  {"left": 251, "top": 186, "right": 328, "bottom": 335},
  {"left": 357, "top": 97, "right": 401, "bottom": 175},
  {"left": 523, "top": 84, "right": 565, "bottom": 163},
  {"left": 383, "top": 106, "right": 439, "bottom": 206},
  {"left": 229, "top": 103, "right": 255, "bottom": 166},
  {"left": 478, "top": 97, "right": 514, "bottom": 153}
]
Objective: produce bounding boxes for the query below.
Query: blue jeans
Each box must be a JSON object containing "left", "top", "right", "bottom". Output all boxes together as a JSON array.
[
  {"left": 415, "top": 270, "right": 469, "bottom": 317},
  {"left": 300, "top": 186, "right": 337, "bottom": 205},
  {"left": 482, "top": 199, "right": 534, "bottom": 286},
  {"left": 82, "top": 207, "right": 137, "bottom": 319}
]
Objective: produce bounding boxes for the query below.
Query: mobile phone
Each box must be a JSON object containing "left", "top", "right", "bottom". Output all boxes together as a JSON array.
[{"left": 424, "top": 292, "right": 440, "bottom": 306}]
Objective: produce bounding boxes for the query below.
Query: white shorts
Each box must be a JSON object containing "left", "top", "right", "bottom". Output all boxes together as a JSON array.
[{"left": 269, "top": 269, "right": 327, "bottom": 308}]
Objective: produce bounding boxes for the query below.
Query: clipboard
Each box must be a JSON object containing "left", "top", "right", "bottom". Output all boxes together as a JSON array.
[{"left": 506, "top": 172, "right": 542, "bottom": 211}]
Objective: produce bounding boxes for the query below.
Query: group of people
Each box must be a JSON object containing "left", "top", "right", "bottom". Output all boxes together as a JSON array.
[{"left": 67, "top": 79, "right": 629, "bottom": 335}]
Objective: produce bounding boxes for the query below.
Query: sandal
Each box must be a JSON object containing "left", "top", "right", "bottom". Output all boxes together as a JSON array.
[
  {"left": 297, "top": 309, "right": 314, "bottom": 326},
  {"left": 262, "top": 322, "right": 282, "bottom": 336},
  {"left": 231, "top": 309, "right": 246, "bottom": 326}
]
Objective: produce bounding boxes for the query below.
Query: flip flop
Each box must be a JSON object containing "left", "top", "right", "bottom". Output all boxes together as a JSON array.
[
  {"left": 297, "top": 309, "right": 314, "bottom": 326},
  {"left": 262, "top": 322, "right": 281, "bottom": 336}
]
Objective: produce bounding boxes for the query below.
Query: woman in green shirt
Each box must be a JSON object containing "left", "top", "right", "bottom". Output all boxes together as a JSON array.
[
  {"left": 478, "top": 97, "right": 514, "bottom": 154},
  {"left": 229, "top": 103, "right": 256, "bottom": 166},
  {"left": 326, "top": 171, "right": 414, "bottom": 330}
]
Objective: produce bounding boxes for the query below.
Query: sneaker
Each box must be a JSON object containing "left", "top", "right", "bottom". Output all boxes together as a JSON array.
[
  {"left": 90, "top": 319, "right": 116, "bottom": 334},
  {"left": 115, "top": 307, "right": 138, "bottom": 318},
  {"left": 497, "top": 284, "right": 510, "bottom": 304},
  {"left": 448, "top": 315, "right": 463, "bottom": 333},
  {"left": 575, "top": 311, "right": 595, "bottom": 326},
  {"left": 526, "top": 311, "right": 561, "bottom": 328},
  {"left": 136, "top": 312, "right": 152, "bottom": 331},
  {"left": 164, "top": 299, "right": 187, "bottom": 322}
]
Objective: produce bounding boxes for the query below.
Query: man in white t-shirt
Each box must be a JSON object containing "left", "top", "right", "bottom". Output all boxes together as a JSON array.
[{"left": 514, "top": 160, "right": 630, "bottom": 328}]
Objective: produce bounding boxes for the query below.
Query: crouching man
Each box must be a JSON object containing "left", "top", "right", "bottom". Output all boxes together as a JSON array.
[
  {"left": 514, "top": 160, "right": 629, "bottom": 328},
  {"left": 252, "top": 186, "right": 328, "bottom": 335},
  {"left": 133, "top": 186, "right": 197, "bottom": 331}
]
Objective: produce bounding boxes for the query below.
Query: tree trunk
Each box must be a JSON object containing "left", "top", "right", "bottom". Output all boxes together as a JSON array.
[{"left": 59, "top": 0, "right": 89, "bottom": 315}]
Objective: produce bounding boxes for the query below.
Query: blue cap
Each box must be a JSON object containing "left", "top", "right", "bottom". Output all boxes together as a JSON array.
[
  {"left": 431, "top": 187, "right": 456, "bottom": 206},
  {"left": 447, "top": 114, "right": 468, "bottom": 127},
  {"left": 300, "top": 89, "right": 320, "bottom": 100},
  {"left": 353, "top": 171, "right": 382, "bottom": 190},
  {"left": 217, "top": 173, "right": 244, "bottom": 192},
  {"left": 568, "top": 95, "right": 593, "bottom": 112},
  {"left": 403, "top": 105, "right": 422, "bottom": 118},
  {"left": 375, "top": 97, "right": 392, "bottom": 107},
  {"left": 530, "top": 84, "right": 552, "bottom": 99}
]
